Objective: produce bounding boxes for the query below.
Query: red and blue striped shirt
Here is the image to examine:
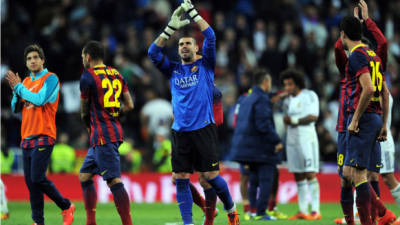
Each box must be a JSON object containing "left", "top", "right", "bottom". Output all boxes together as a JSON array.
[
  {"left": 80, "top": 65, "right": 129, "bottom": 147},
  {"left": 345, "top": 45, "right": 384, "bottom": 114}
]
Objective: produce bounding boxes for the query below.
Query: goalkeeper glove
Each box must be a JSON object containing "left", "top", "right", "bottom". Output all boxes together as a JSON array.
[
  {"left": 161, "top": 6, "right": 190, "bottom": 40},
  {"left": 181, "top": 0, "right": 202, "bottom": 22}
]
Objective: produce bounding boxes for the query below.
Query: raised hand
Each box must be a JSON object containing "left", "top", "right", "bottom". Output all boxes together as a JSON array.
[
  {"left": 160, "top": 6, "right": 190, "bottom": 40},
  {"left": 358, "top": 0, "right": 369, "bottom": 21},
  {"left": 181, "top": 0, "right": 202, "bottom": 22},
  {"left": 5, "top": 70, "right": 21, "bottom": 91}
]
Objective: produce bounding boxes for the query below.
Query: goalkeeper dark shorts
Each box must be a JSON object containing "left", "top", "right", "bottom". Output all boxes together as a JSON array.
[{"left": 171, "top": 124, "right": 219, "bottom": 173}]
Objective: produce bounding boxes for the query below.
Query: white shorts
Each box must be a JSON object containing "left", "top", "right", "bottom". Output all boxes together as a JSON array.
[
  {"left": 286, "top": 136, "right": 319, "bottom": 173},
  {"left": 380, "top": 133, "right": 395, "bottom": 174}
]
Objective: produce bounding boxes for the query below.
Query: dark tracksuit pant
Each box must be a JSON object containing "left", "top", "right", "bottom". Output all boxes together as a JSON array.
[{"left": 23, "top": 145, "right": 71, "bottom": 224}]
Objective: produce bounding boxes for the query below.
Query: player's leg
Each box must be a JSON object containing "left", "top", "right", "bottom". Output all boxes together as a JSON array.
[
  {"left": 31, "top": 145, "right": 74, "bottom": 224},
  {"left": 79, "top": 148, "right": 99, "bottom": 225},
  {"left": 336, "top": 132, "right": 355, "bottom": 225},
  {"left": 193, "top": 124, "right": 239, "bottom": 225},
  {"left": 288, "top": 173, "right": 309, "bottom": 219},
  {"left": 247, "top": 166, "right": 258, "bottom": 218},
  {"left": 305, "top": 137, "right": 321, "bottom": 220},
  {"left": 381, "top": 173, "right": 400, "bottom": 224},
  {"left": 198, "top": 175, "right": 218, "bottom": 225},
  {"left": 254, "top": 163, "right": 276, "bottom": 220},
  {"left": 305, "top": 172, "right": 321, "bottom": 219},
  {"left": 239, "top": 164, "right": 250, "bottom": 217},
  {"left": 171, "top": 130, "right": 194, "bottom": 225},
  {"left": 267, "top": 167, "right": 278, "bottom": 212},
  {"left": 191, "top": 178, "right": 206, "bottom": 212},
  {"left": 23, "top": 147, "right": 45, "bottom": 224},
  {"left": 0, "top": 179, "right": 9, "bottom": 220},
  {"left": 97, "top": 142, "right": 132, "bottom": 225}
]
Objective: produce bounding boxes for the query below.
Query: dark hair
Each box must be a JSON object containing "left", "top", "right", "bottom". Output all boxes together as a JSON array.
[
  {"left": 24, "top": 44, "right": 45, "bottom": 61},
  {"left": 361, "top": 36, "right": 372, "bottom": 48},
  {"left": 340, "top": 16, "right": 362, "bottom": 41},
  {"left": 280, "top": 69, "right": 305, "bottom": 89},
  {"left": 83, "top": 41, "right": 105, "bottom": 61},
  {"left": 253, "top": 68, "right": 270, "bottom": 85}
]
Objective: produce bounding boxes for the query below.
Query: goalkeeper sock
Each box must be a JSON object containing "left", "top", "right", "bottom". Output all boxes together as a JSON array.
[
  {"left": 176, "top": 179, "right": 193, "bottom": 225},
  {"left": 207, "top": 175, "right": 234, "bottom": 212},
  {"left": 81, "top": 180, "right": 97, "bottom": 225}
]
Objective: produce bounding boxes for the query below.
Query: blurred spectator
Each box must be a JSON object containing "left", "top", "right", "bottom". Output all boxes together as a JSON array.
[
  {"left": 1, "top": 149, "right": 14, "bottom": 174},
  {"left": 51, "top": 133, "right": 76, "bottom": 173},
  {"left": 118, "top": 139, "right": 142, "bottom": 173},
  {"left": 152, "top": 127, "right": 172, "bottom": 173}
]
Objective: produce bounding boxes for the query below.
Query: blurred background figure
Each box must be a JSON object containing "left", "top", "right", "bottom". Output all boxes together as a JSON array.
[
  {"left": 51, "top": 133, "right": 76, "bottom": 173},
  {"left": 119, "top": 139, "right": 142, "bottom": 173},
  {"left": 152, "top": 127, "right": 172, "bottom": 173}
]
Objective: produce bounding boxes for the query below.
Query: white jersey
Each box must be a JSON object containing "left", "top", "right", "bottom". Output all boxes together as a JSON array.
[
  {"left": 284, "top": 89, "right": 320, "bottom": 173},
  {"left": 284, "top": 89, "right": 319, "bottom": 141},
  {"left": 380, "top": 94, "right": 395, "bottom": 173}
]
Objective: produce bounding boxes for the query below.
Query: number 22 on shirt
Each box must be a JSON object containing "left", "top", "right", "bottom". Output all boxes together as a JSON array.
[{"left": 102, "top": 78, "right": 122, "bottom": 108}]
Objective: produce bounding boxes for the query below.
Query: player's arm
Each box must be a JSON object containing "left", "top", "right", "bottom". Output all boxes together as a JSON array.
[
  {"left": 11, "top": 92, "right": 23, "bottom": 113},
  {"left": 254, "top": 98, "right": 281, "bottom": 145},
  {"left": 148, "top": 6, "right": 188, "bottom": 73},
  {"left": 284, "top": 92, "right": 319, "bottom": 126},
  {"left": 181, "top": 0, "right": 216, "bottom": 67},
  {"left": 348, "top": 73, "right": 374, "bottom": 134},
  {"left": 334, "top": 38, "right": 348, "bottom": 75},
  {"left": 7, "top": 71, "right": 59, "bottom": 106},
  {"left": 80, "top": 71, "right": 93, "bottom": 133},
  {"left": 378, "top": 81, "right": 389, "bottom": 141},
  {"left": 357, "top": 0, "right": 388, "bottom": 70},
  {"left": 120, "top": 79, "right": 134, "bottom": 113}
]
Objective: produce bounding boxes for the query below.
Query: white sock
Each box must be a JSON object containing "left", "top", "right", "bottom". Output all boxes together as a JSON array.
[
  {"left": 296, "top": 180, "right": 308, "bottom": 214},
  {"left": 308, "top": 178, "right": 320, "bottom": 213},
  {"left": 391, "top": 184, "right": 400, "bottom": 209},
  {"left": 0, "top": 179, "right": 8, "bottom": 214},
  {"left": 353, "top": 190, "right": 358, "bottom": 218}
]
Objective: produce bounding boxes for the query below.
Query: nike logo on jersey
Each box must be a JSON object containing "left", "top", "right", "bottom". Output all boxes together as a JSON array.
[
  {"left": 38, "top": 147, "right": 46, "bottom": 151},
  {"left": 212, "top": 162, "right": 218, "bottom": 167},
  {"left": 100, "top": 170, "right": 108, "bottom": 176}
]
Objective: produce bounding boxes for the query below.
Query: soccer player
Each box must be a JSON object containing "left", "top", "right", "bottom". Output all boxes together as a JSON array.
[
  {"left": 231, "top": 69, "right": 283, "bottom": 220},
  {"left": 280, "top": 69, "right": 321, "bottom": 220},
  {"left": 339, "top": 16, "right": 395, "bottom": 225},
  {"left": 380, "top": 94, "right": 400, "bottom": 224},
  {"left": 334, "top": 2, "right": 393, "bottom": 224},
  {"left": 78, "top": 41, "right": 134, "bottom": 225},
  {"left": 171, "top": 85, "right": 222, "bottom": 225},
  {"left": 5, "top": 44, "right": 75, "bottom": 225},
  {"left": 147, "top": 1, "right": 240, "bottom": 224}
]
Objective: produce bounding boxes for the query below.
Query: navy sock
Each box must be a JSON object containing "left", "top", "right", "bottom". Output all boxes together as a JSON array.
[
  {"left": 370, "top": 181, "right": 380, "bottom": 197},
  {"left": 176, "top": 179, "right": 193, "bottom": 225},
  {"left": 340, "top": 186, "right": 354, "bottom": 225},
  {"left": 207, "top": 175, "right": 234, "bottom": 211}
]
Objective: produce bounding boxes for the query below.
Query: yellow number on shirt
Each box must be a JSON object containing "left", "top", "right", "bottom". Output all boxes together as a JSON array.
[
  {"left": 370, "top": 61, "right": 383, "bottom": 102},
  {"left": 337, "top": 153, "right": 344, "bottom": 166},
  {"left": 102, "top": 78, "right": 122, "bottom": 108}
]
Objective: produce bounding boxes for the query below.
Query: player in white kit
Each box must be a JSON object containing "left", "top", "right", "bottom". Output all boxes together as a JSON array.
[
  {"left": 280, "top": 69, "right": 321, "bottom": 220},
  {"left": 380, "top": 94, "right": 400, "bottom": 224}
]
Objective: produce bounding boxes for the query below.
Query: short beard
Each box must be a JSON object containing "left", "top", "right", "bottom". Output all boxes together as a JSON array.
[{"left": 182, "top": 56, "right": 193, "bottom": 63}]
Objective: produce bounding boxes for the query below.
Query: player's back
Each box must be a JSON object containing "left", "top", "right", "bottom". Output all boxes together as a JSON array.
[
  {"left": 346, "top": 45, "right": 384, "bottom": 114},
  {"left": 80, "top": 64, "right": 128, "bottom": 146}
]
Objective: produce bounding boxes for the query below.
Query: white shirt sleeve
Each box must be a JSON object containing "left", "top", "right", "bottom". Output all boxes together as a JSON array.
[{"left": 304, "top": 90, "right": 319, "bottom": 117}]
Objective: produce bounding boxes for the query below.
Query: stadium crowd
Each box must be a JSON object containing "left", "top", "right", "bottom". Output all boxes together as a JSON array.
[{"left": 2, "top": 0, "right": 400, "bottom": 173}]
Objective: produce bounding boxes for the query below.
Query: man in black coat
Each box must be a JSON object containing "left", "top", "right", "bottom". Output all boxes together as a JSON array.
[{"left": 231, "top": 69, "right": 283, "bottom": 220}]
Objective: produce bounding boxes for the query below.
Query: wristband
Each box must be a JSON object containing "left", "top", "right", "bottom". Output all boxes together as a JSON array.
[
  {"left": 187, "top": 8, "right": 202, "bottom": 22},
  {"left": 291, "top": 117, "right": 299, "bottom": 125},
  {"left": 160, "top": 25, "right": 177, "bottom": 40}
]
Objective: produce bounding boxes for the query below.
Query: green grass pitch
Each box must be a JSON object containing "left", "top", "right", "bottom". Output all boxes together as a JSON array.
[{"left": 3, "top": 202, "right": 399, "bottom": 225}]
